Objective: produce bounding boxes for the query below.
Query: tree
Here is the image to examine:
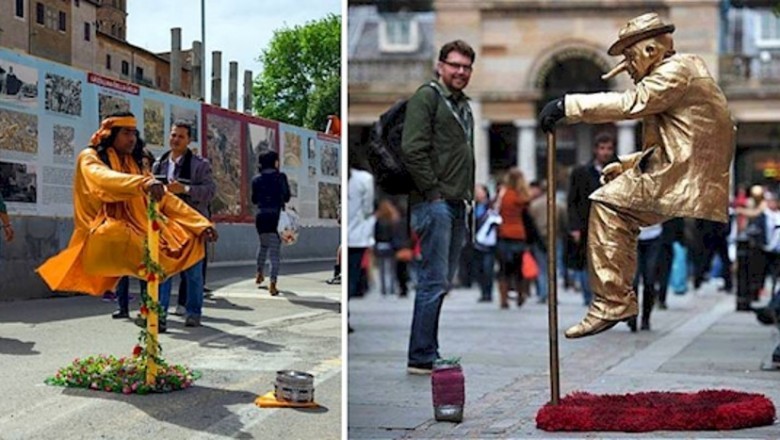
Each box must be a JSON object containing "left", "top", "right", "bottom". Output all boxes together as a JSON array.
[{"left": 253, "top": 14, "right": 340, "bottom": 131}]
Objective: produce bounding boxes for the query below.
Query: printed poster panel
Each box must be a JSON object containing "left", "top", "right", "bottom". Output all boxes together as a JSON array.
[
  {"left": 171, "top": 104, "right": 199, "bottom": 143},
  {"left": 0, "top": 108, "right": 38, "bottom": 160},
  {"left": 143, "top": 99, "right": 165, "bottom": 149},
  {"left": 318, "top": 182, "right": 340, "bottom": 220},
  {"left": 203, "top": 106, "right": 243, "bottom": 219},
  {"left": 245, "top": 116, "right": 279, "bottom": 219},
  {"left": 0, "top": 60, "right": 38, "bottom": 109},
  {"left": 45, "top": 73, "right": 82, "bottom": 117},
  {"left": 318, "top": 133, "right": 340, "bottom": 181},
  {"left": 53, "top": 124, "right": 76, "bottom": 164}
]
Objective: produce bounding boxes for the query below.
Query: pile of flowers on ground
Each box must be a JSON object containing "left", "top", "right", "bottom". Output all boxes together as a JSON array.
[
  {"left": 45, "top": 353, "right": 200, "bottom": 394},
  {"left": 46, "top": 199, "right": 200, "bottom": 394}
]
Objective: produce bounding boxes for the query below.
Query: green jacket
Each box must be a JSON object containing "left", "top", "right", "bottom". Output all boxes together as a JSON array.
[{"left": 401, "top": 80, "right": 475, "bottom": 206}]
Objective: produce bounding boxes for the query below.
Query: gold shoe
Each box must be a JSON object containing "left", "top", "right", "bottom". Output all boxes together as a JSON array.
[{"left": 565, "top": 313, "right": 629, "bottom": 338}]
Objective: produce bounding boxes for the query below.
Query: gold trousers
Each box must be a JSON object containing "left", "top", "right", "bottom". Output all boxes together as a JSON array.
[{"left": 586, "top": 201, "right": 668, "bottom": 320}]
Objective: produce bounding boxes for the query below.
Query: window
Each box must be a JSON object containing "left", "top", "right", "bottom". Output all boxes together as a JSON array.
[
  {"left": 111, "top": 24, "right": 116, "bottom": 36},
  {"left": 58, "top": 11, "right": 66, "bottom": 32},
  {"left": 378, "top": 14, "right": 420, "bottom": 53},
  {"left": 135, "top": 66, "right": 144, "bottom": 79},
  {"left": 121, "top": 61, "right": 129, "bottom": 75},
  {"left": 106, "top": 54, "right": 112, "bottom": 70},
  {"left": 757, "top": 9, "right": 780, "bottom": 48},
  {"left": 35, "top": 3, "right": 44, "bottom": 25},
  {"left": 75, "top": 0, "right": 80, "bottom": 6},
  {"left": 84, "top": 22, "right": 91, "bottom": 41},
  {"left": 15, "top": 0, "right": 23, "bottom": 18}
]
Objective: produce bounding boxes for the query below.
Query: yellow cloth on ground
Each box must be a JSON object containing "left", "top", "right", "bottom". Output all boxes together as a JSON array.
[
  {"left": 255, "top": 391, "right": 319, "bottom": 409},
  {"left": 37, "top": 147, "right": 212, "bottom": 295}
]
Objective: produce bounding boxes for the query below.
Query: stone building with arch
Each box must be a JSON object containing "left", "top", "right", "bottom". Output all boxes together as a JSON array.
[{"left": 348, "top": 0, "right": 780, "bottom": 192}]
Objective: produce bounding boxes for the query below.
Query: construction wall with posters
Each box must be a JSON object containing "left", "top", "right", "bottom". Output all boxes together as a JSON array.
[{"left": 0, "top": 48, "right": 340, "bottom": 300}]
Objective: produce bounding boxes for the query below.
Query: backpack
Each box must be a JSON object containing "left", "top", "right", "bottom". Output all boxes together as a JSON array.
[{"left": 367, "top": 83, "right": 439, "bottom": 195}]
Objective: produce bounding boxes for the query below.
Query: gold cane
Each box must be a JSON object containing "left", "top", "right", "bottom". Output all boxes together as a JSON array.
[{"left": 546, "top": 131, "right": 560, "bottom": 405}]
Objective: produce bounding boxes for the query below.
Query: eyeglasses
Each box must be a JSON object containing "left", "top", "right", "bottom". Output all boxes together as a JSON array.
[{"left": 441, "top": 60, "right": 473, "bottom": 73}]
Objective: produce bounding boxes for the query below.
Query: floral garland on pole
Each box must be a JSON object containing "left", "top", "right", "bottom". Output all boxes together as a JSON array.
[{"left": 46, "top": 198, "right": 200, "bottom": 394}]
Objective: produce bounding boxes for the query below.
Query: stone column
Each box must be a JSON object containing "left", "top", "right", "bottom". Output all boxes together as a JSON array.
[
  {"left": 228, "top": 61, "right": 238, "bottom": 110},
  {"left": 243, "top": 70, "right": 253, "bottom": 114},
  {"left": 471, "top": 99, "right": 489, "bottom": 185},
  {"left": 191, "top": 41, "right": 203, "bottom": 100},
  {"left": 616, "top": 120, "right": 638, "bottom": 157},
  {"left": 170, "top": 28, "right": 182, "bottom": 95},
  {"left": 514, "top": 119, "right": 538, "bottom": 182},
  {"left": 211, "top": 51, "right": 222, "bottom": 106}
]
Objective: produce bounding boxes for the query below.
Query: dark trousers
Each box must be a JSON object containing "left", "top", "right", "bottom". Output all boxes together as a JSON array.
[
  {"left": 656, "top": 241, "right": 673, "bottom": 305},
  {"left": 348, "top": 247, "right": 367, "bottom": 298},
  {"left": 634, "top": 237, "right": 662, "bottom": 323}
]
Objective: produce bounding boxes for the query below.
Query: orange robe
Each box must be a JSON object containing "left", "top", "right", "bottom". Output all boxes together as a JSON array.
[{"left": 37, "top": 148, "right": 212, "bottom": 295}]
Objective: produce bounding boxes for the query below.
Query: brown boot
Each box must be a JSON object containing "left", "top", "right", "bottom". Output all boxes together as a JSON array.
[
  {"left": 269, "top": 281, "right": 279, "bottom": 296},
  {"left": 255, "top": 271, "right": 265, "bottom": 285},
  {"left": 498, "top": 280, "right": 510, "bottom": 309}
]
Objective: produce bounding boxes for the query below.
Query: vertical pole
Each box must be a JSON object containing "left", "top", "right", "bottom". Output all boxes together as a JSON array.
[
  {"left": 145, "top": 198, "right": 160, "bottom": 386},
  {"left": 546, "top": 131, "right": 560, "bottom": 405},
  {"left": 201, "top": 0, "right": 206, "bottom": 101}
]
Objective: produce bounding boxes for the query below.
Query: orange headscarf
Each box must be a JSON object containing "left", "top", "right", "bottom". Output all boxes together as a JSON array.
[{"left": 89, "top": 116, "right": 137, "bottom": 147}]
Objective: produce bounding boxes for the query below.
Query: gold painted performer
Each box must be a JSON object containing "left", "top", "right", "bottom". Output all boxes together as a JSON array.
[
  {"left": 37, "top": 112, "right": 216, "bottom": 296},
  {"left": 538, "top": 13, "right": 735, "bottom": 338}
]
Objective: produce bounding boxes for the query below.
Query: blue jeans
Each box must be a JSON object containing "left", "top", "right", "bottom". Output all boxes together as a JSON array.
[
  {"left": 116, "top": 276, "right": 147, "bottom": 313},
  {"left": 408, "top": 200, "right": 466, "bottom": 365},
  {"left": 474, "top": 247, "right": 495, "bottom": 301},
  {"left": 532, "top": 244, "right": 549, "bottom": 301},
  {"left": 160, "top": 259, "right": 205, "bottom": 318}
]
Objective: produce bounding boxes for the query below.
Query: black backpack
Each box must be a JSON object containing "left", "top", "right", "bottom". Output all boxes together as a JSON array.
[{"left": 367, "top": 83, "right": 439, "bottom": 195}]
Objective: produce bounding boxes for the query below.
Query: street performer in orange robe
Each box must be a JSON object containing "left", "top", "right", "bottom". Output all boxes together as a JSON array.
[
  {"left": 37, "top": 112, "right": 217, "bottom": 296},
  {"left": 538, "top": 13, "right": 735, "bottom": 338}
]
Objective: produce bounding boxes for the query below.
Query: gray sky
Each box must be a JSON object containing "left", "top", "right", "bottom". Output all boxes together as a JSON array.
[{"left": 127, "top": 0, "right": 341, "bottom": 110}]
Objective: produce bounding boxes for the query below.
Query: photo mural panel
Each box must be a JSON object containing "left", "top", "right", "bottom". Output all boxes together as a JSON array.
[
  {"left": 203, "top": 106, "right": 244, "bottom": 219},
  {"left": 245, "top": 116, "right": 280, "bottom": 220}
]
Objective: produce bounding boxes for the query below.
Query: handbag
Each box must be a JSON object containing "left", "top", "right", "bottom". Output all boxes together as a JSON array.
[
  {"left": 521, "top": 250, "right": 539, "bottom": 280},
  {"left": 277, "top": 208, "right": 301, "bottom": 246}
]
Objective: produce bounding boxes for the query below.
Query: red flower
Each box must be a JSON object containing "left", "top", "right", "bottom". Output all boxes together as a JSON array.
[
  {"left": 151, "top": 220, "right": 160, "bottom": 231},
  {"left": 140, "top": 305, "right": 149, "bottom": 316},
  {"left": 132, "top": 345, "right": 143, "bottom": 357},
  {"left": 146, "top": 273, "right": 156, "bottom": 282}
]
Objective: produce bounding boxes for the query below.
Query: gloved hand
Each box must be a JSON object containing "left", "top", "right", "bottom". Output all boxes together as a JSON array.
[
  {"left": 539, "top": 97, "right": 565, "bottom": 133},
  {"left": 599, "top": 162, "right": 625, "bottom": 185}
]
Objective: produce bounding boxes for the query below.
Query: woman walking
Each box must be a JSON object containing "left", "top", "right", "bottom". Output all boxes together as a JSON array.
[
  {"left": 496, "top": 168, "right": 532, "bottom": 309},
  {"left": 251, "top": 149, "right": 291, "bottom": 296}
]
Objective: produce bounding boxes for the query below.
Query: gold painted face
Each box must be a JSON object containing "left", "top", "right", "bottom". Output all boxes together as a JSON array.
[{"left": 621, "top": 35, "right": 671, "bottom": 83}]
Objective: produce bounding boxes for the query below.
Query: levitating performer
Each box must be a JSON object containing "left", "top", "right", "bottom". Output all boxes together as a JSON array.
[{"left": 539, "top": 12, "right": 735, "bottom": 338}]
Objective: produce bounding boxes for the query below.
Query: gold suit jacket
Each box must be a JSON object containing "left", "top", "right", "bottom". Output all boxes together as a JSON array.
[{"left": 564, "top": 54, "right": 735, "bottom": 223}]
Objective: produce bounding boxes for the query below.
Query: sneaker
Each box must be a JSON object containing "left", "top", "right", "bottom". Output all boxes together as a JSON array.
[
  {"left": 325, "top": 275, "right": 341, "bottom": 285},
  {"left": 407, "top": 362, "right": 433, "bottom": 375},
  {"left": 184, "top": 315, "right": 201, "bottom": 327},
  {"left": 171, "top": 305, "right": 186, "bottom": 316}
]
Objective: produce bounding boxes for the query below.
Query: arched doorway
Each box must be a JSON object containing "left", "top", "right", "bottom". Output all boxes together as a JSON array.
[{"left": 534, "top": 50, "right": 618, "bottom": 187}]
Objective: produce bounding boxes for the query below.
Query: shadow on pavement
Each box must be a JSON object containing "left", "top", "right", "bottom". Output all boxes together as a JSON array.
[
  {"left": 61, "top": 385, "right": 260, "bottom": 438},
  {"left": 0, "top": 337, "right": 39, "bottom": 355},
  {"left": 280, "top": 291, "right": 340, "bottom": 313}
]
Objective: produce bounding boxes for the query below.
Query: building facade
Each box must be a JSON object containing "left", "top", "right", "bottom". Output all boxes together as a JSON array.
[
  {"left": 349, "top": 0, "right": 777, "bottom": 191},
  {"left": 0, "top": 0, "right": 193, "bottom": 96}
]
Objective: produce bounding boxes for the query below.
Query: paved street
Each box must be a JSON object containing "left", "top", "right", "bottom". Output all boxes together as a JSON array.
[
  {"left": 348, "top": 281, "right": 780, "bottom": 439},
  {"left": 0, "top": 262, "right": 342, "bottom": 440}
]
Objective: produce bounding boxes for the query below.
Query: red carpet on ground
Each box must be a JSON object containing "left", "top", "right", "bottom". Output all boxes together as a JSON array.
[{"left": 536, "top": 390, "right": 776, "bottom": 432}]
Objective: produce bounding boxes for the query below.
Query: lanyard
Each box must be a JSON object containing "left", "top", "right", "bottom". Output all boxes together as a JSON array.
[{"left": 428, "top": 81, "right": 473, "bottom": 145}]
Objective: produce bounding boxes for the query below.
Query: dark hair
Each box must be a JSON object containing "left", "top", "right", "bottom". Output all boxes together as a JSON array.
[
  {"left": 439, "top": 40, "right": 476, "bottom": 64},
  {"left": 594, "top": 132, "right": 616, "bottom": 148},
  {"left": 476, "top": 183, "right": 491, "bottom": 200},
  {"left": 172, "top": 120, "right": 192, "bottom": 138},
  {"left": 258, "top": 149, "right": 279, "bottom": 170}
]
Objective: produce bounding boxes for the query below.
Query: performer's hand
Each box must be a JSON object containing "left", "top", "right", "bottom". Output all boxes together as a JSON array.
[
  {"left": 145, "top": 180, "right": 165, "bottom": 202},
  {"left": 202, "top": 227, "right": 219, "bottom": 242},
  {"left": 539, "top": 97, "right": 566, "bottom": 133},
  {"left": 167, "top": 180, "right": 187, "bottom": 194},
  {"left": 570, "top": 230, "right": 581, "bottom": 243},
  {"left": 600, "top": 162, "right": 624, "bottom": 185}
]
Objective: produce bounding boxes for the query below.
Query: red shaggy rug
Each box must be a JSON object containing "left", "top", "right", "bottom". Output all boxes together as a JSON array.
[{"left": 536, "top": 390, "right": 776, "bottom": 432}]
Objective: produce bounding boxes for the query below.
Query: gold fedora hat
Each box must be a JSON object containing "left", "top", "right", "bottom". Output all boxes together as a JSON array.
[{"left": 608, "top": 12, "right": 675, "bottom": 56}]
